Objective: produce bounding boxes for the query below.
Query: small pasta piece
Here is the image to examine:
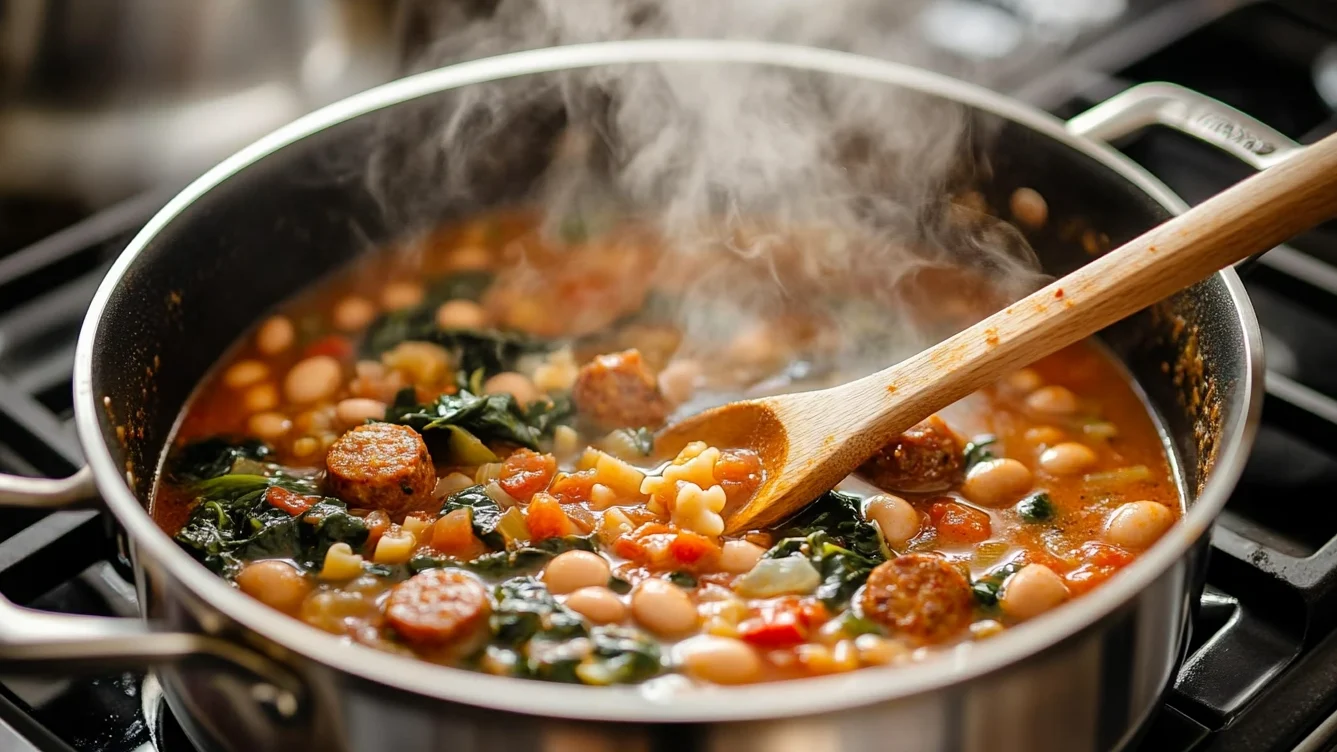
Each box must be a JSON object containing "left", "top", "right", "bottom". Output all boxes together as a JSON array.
[
  {"left": 373, "top": 530, "right": 417, "bottom": 565},
  {"left": 552, "top": 425, "right": 580, "bottom": 457},
  {"left": 319, "top": 543, "right": 364, "bottom": 580},
  {"left": 590, "top": 451, "right": 647, "bottom": 498},
  {"left": 589, "top": 483, "right": 620, "bottom": 511},
  {"left": 670, "top": 482, "right": 727, "bottom": 537},
  {"left": 401, "top": 515, "right": 432, "bottom": 542}
]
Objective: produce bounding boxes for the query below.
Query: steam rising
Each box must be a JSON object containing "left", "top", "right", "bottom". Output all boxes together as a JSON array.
[{"left": 371, "top": 0, "right": 1049, "bottom": 390}]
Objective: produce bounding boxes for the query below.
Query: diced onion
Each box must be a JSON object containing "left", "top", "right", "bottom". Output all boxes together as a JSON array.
[
  {"left": 1083, "top": 465, "right": 1151, "bottom": 486},
  {"left": 733, "top": 557, "right": 821, "bottom": 598}
]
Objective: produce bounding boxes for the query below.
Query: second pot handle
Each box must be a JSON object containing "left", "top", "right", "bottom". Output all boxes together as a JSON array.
[
  {"left": 0, "top": 467, "right": 304, "bottom": 718},
  {"left": 1066, "top": 82, "right": 1304, "bottom": 170}
]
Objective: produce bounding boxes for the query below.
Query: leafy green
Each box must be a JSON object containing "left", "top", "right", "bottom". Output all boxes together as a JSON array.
[
  {"left": 629, "top": 427, "right": 655, "bottom": 456},
  {"left": 439, "top": 485, "right": 504, "bottom": 549},
  {"left": 963, "top": 435, "right": 997, "bottom": 470},
  {"left": 174, "top": 474, "right": 368, "bottom": 575},
  {"left": 407, "top": 534, "right": 597, "bottom": 578},
  {"left": 385, "top": 387, "right": 573, "bottom": 451},
  {"left": 971, "top": 561, "right": 1022, "bottom": 608},
  {"left": 166, "top": 437, "right": 272, "bottom": 483},
  {"left": 667, "top": 571, "right": 698, "bottom": 589},
  {"left": 760, "top": 490, "right": 890, "bottom": 608},
  {"left": 490, "top": 577, "right": 588, "bottom": 645},
  {"left": 363, "top": 316, "right": 550, "bottom": 377},
  {"left": 1016, "top": 492, "right": 1055, "bottom": 523},
  {"left": 572, "top": 627, "right": 662, "bottom": 685},
  {"left": 606, "top": 575, "right": 632, "bottom": 595}
]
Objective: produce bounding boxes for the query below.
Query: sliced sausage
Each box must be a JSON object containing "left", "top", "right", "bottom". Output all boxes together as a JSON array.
[
  {"left": 571, "top": 349, "right": 671, "bottom": 430},
  {"left": 385, "top": 569, "right": 490, "bottom": 645},
  {"left": 325, "top": 423, "right": 436, "bottom": 516},
  {"left": 859, "top": 415, "right": 963, "bottom": 493},
  {"left": 860, "top": 553, "right": 974, "bottom": 645}
]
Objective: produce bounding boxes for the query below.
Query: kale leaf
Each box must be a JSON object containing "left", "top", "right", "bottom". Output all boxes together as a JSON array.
[
  {"left": 761, "top": 490, "right": 890, "bottom": 609},
  {"left": 963, "top": 435, "right": 998, "bottom": 470},
  {"left": 778, "top": 490, "right": 888, "bottom": 561},
  {"left": 166, "top": 437, "right": 272, "bottom": 484},
  {"left": 385, "top": 386, "right": 572, "bottom": 450},
  {"left": 971, "top": 561, "right": 1022, "bottom": 608},
  {"left": 173, "top": 472, "right": 367, "bottom": 575},
  {"left": 490, "top": 576, "right": 588, "bottom": 646}
]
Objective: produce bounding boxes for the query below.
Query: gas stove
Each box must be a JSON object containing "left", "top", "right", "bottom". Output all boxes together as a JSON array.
[{"left": 2, "top": 1, "right": 1337, "bottom": 750}]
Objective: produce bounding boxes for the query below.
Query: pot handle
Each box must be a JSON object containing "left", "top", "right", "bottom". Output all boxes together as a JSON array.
[
  {"left": 1065, "top": 81, "right": 1305, "bottom": 170},
  {"left": 0, "top": 468, "right": 304, "bottom": 718}
]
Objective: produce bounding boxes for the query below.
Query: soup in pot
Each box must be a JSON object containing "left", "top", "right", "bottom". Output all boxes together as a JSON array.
[{"left": 152, "top": 210, "right": 1180, "bottom": 687}]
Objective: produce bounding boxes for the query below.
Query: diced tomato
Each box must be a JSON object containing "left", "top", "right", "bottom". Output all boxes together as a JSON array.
[
  {"left": 928, "top": 500, "right": 991, "bottom": 544},
  {"left": 525, "top": 493, "right": 577, "bottom": 540},
  {"left": 739, "top": 614, "right": 807, "bottom": 648},
  {"left": 667, "top": 530, "right": 722, "bottom": 569},
  {"left": 612, "top": 536, "right": 646, "bottom": 560},
  {"left": 364, "top": 510, "right": 391, "bottom": 554},
  {"left": 302, "top": 334, "right": 353, "bottom": 360},
  {"left": 1018, "top": 548, "right": 1067, "bottom": 573},
  {"left": 266, "top": 486, "right": 313, "bottom": 516},
  {"left": 548, "top": 469, "right": 597, "bottom": 504},
  {"left": 715, "top": 449, "right": 763, "bottom": 501},
  {"left": 1064, "top": 542, "right": 1135, "bottom": 595},
  {"left": 430, "top": 508, "right": 486, "bottom": 559},
  {"left": 498, "top": 449, "right": 557, "bottom": 502}
]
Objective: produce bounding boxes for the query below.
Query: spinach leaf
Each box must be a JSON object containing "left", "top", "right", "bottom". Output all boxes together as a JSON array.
[
  {"left": 490, "top": 577, "right": 588, "bottom": 646},
  {"left": 759, "top": 490, "right": 891, "bottom": 609},
  {"left": 173, "top": 476, "right": 367, "bottom": 575},
  {"left": 963, "top": 435, "right": 997, "bottom": 470},
  {"left": 167, "top": 437, "right": 272, "bottom": 483},
  {"left": 971, "top": 561, "right": 1022, "bottom": 608},
  {"left": 1015, "top": 492, "right": 1055, "bottom": 523},
  {"left": 572, "top": 627, "right": 663, "bottom": 685},
  {"left": 385, "top": 387, "right": 572, "bottom": 450},
  {"left": 779, "top": 490, "right": 887, "bottom": 562},
  {"left": 667, "top": 571, "right": 698, "bottom": 589},
  {"left": 361, "top": 304, "right": 552, "bottom": 379},
  {"left": 440, "top": 485, "right": 504, "bottom": 549}
]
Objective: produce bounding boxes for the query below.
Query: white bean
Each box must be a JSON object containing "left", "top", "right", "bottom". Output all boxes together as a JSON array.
[
  {"left": 381, "top": 282, "right": 424, "bottom": 311},
  {"left": 1010, "top": 187, "right": 1048, "bottom": 229},
  {"left": 962, "top": 458, "right": 1033, "bottom": 507},
  {"left": 631, "top": 579, "right": 698, "bottom": 636},
  {"left": 223, "top": 359, "right": 269, "bottom": 390},
  {"left": 448, "top": 246, "right": 492, "bottom": 271},
  {"left": 678, "top": 635, "right": 762, "bottom": 684},
  {"left": 865, "top": 493, "right": 920, "bottom": 548},
  {"left": 484, "top": 372, "right": 539, "bottom": 405},
  {"left": 235, "top": 560, "right": 311, "bottom": 614},
  {"left": 1000, "top": 563, "right": 1069, "bottom": 620},
  {"left": 242, "top": 383, "right": 279, "bottom": 414},
  {"left": 1004, "top": 367, "right": 1043, "bottom": 394},
  {"left": 284, "top": 356, "right": 342, "bottom": 405},
  {"left": 564, "top": 586, "right": 626, "bottom": 624},
  {"left": 1105, "top": 501, "right": 1175, "bottom": 549},
  {"left": 1039, "top": 442, "right": 1098, "bottom": 475},
  {"left": 543, "top": 551, "right": 611, "bottom": 595},
  {"left": 1026, "top": 385, "right": 1079, "bottom": 415},
  {"left": 247, "top": 412, "right": 291, "bottom": 440},
  {"left": 435, "top": 300, "right": 488, "bottom": 330},
  {"left": 335, "top": 398, "right": 386, "bottom": 426},
  {"left": 332, "top": 296, "right": 377, "bottom": 332},
  {"left": 255, "top": 316, "right": 296, "bottom": 356},
  {"left": 658, "top": 359, "right": 702, "bottom": 405},
  {"left": 718, "top": 540, "right": 766, "bottom": 574}
]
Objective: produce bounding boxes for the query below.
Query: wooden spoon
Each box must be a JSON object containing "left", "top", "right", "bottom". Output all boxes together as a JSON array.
[{"left": 657, "top": 132, "right": 1337, "bottom": 535}]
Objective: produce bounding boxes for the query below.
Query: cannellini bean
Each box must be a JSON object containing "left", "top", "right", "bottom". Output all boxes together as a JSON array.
[
  {"left": 1024, "top": 425, "right": 1066, "bottom": 447},
  {"left": 865, "top": 493, "right": 920, "bottom": 548},
  {"left": 247, "top": 412, "right": 291, "bottom": 440},
  {"left": 242, "top": 383, "right": 279, "bottom": 413},
  {"left": 381, "top": 282, "right": 425, "bottom": 311},
  {"left": 223, "top": 359, "right": 269, "bottom": 390},
  {"left": 1039, "top": 442, "right": 1098, "bottom": 474},
  {"left": 255, "top": 316, "right": 295, "bottom": 356},
  {"left": 631, "top": 579, "right": 698, "bottom": 636},
  {"left": 1010, "top": 187, "right": 1048, "bottom": 229},
  {"left": 962, "top": 458, "right": 1033, "bottom": 507},
  {"left": 291, "top": 437, "right": 320, "bottom": 458},
  {"left": 1105, "top": 501, "right": 1175, "bottom": 549},
  {"left": 435, "top": 300, "right": 488, "bottom": 330},
  {"left": 678, "top": 636, "right": 762, "bottom": 684},
  {"left": 543, "top": 550, "right": 611, "bottom": 595},
  {"left": 484, "top": 372, "right": 539, "bottom": 405},
  {"left": 235, "top": 560, "right": 311, "bottom": 614},
  {"left": 564, "top": 586, "right": 626, "bottom": 624},
  {"left": 1000, "top": 564, "right": 1069, "bottom": 619},
  {"left": 658, "top": 359, "right": 702, "bottom": 405},
  {"left": 448, "top": 246, "right": 492, "bottom": 271},
  {"left": 284, "top": 355, "right": 342, "bottom": 405},
  {"left": 332, "top": 296, "right": 377, "bottom": 332},
  {"left": 1026, "top": 385, "right": 1079, "bottom": 415},
  {"left": 382, "top": 341, "right": 450, "bottom": 385},
  {"left": 718, "top": 540, "right": 766, "bottom": 574},
  {"left": 1004, "top": 367, "right": 1043, "bottom": 394},
  {"left": 335, "top": 398, "right": 386, "bottom": 426}
]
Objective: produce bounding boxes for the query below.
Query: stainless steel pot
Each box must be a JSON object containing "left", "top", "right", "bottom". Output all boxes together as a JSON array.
[{"left": 0, "top": 40, "right": 1297, "bottom": 752}]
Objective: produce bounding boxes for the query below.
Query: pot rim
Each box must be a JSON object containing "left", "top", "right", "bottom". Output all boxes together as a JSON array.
[{"left": 73, "top": 39, "right": 1264, "bottom": 723}]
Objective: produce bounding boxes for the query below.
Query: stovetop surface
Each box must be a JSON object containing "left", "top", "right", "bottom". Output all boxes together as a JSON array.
[{"left": 4, "top": 1, "right": 1337, "bottom": 750}]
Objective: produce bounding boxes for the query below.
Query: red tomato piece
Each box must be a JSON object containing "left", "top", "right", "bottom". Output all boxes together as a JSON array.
[
  {"left": 430, "top": 508, "right": 486, "bottom": 559},
  {"left": 498, "top": 449, "right": 557, "bottom": 502},
  {"left": 715, "top": 449, "right": 763, "bottom": 501},
  {"left": 526, "top": 493, "right": 576, "bottom": 540},
  {"left": 303, "top": 334, "right": 353, "bottom": 360},
  {"left": 667, "top": 531, "right": 722, "bottom": 569},
  {"left": 548, "top": 469, "right": 597, "bottom": 504},
  {"left": 928, "top": 500, "right": 992, "bottom": 544},
  {"left": 266, "top": 486, "right": 313, "bottom": 516},
  {"left": 739, "top": 612, "right": 807, "bottom": 648},
  {"left": 1064, "top": 542, "right": 1135, "bottom": 595}
]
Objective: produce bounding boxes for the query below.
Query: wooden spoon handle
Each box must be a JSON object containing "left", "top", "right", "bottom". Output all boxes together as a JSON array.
[{"left": 832, "top": 131, "right": 1337, "bottom": 450}]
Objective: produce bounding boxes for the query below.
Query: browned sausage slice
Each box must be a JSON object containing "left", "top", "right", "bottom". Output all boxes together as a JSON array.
[
  {"left": 325, "top": 422, "right": 436, "bottom": 516},
  {"left": 860, "top": 553, "right": 974, "bottom": 645},
  {"left": 571, "top": 349, "right": 670, "bottom": 430},
  {"left": 385, "top": 569, "right": 490, "bottom": 645},
  {"left": 859, "top": 415, "right": 963, "bottom": 493}
]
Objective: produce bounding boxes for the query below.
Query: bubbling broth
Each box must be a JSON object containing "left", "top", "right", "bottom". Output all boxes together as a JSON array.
[{"left": 152, "top": 209, "right": 1179, "bottom": 687}]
